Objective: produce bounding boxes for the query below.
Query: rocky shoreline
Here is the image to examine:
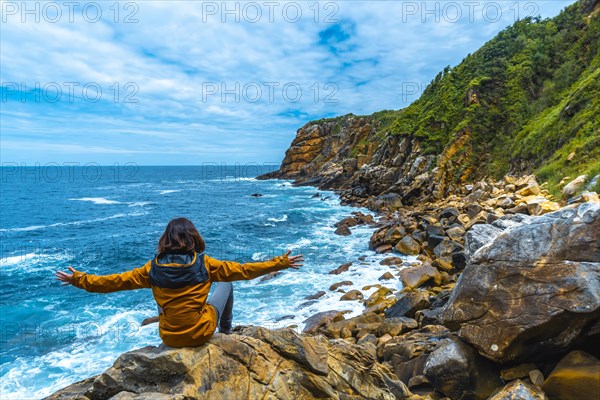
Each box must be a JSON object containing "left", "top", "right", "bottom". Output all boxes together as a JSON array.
[{"left": 47, "top": 171, "right": 599, "bottom": 400}]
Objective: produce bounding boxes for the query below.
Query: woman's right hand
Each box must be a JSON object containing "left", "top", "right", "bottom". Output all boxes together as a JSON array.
[{"left": 282, "top": 250, "right": 304, "bottom": 270}]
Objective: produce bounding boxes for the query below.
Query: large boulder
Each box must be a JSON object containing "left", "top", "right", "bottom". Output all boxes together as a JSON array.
[
  {"left": 423, "top": 338, "right": 502, "bottom": 400},
  {"left": 46, "top": 328, "right": 412, "bottom": 400},
  {"left": 464, "top": 223, "right": 503, "bottom": 258},
  {"left": 441, "top": 203, "right": 600, "bottom": 363}
]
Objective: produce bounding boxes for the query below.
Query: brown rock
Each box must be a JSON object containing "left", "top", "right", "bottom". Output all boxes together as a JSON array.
[
  {"left": 380, "top": 256, "right": 404, "bottom": 266},
  {"left": 304, "top": 290, "right": 326, "bottom": 300},
  {"left": 364, "top": 286, "right": 393, "bottom": 308},
  {"left": 375, "top": 244, "right": 393, "bottom": 253},
  {"left": 517, "top": 181, "right": 541, "bottom": 196},
  {"left": 340, "top": 289, "right": 363, "bottom": 301},
  {"left": 441, "top": 203, "right": 600, "bottom": 363},
  {"left": 380, "top": 325, "right": 451, "bottom": 362},
  {"left": 329, "top": 281, "right": 353, "bottom": 291},
  {"left": 446, "top": 226, "right": 465, "bottom": 241},
  {"left": 529, "top": 369, "right": 544, "bottom": 386},
  {"left": 385, "top": 291, "right": 430, "bottom": 318},
  {"left": 334, "top": 225, "right": 351, "bottom": 235},
  {"left": 501, "top": 363, "right": 537, "bottom": 381},
  {"left": 542, "top": 351, "right": 600, "bottom": 400},
  {"left": 395, "top": 236, "right": 421, "bottom": 255},
  {"left": 400, "top": 263, "right": 442, "bottom": 289},
  {"left": 328, "top": 262, "right": 352, "bottom": 275},
  {"left": 48, "top": 327, "right": 412, "bottom": 400},
  {"left": 423, "top": 338, "right": 503, "bottom": 399},
  {"left": 302, "top": 310, "right": 345, "bottom": 334},
  {"left": 379, "top": 272, "right": 395, "bottom": 281},
  {"left": 562, "top": 175, "right": 587, "bottom": 197}
]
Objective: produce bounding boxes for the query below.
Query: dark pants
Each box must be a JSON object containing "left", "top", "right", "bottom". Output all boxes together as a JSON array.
[{"left": 207, "top": 282, "right": 234, "bottom": 333}]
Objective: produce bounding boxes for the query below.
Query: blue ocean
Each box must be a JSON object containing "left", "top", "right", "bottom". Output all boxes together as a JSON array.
[{"left": 0, "top": 166, "right": 405, "bottom": 398}]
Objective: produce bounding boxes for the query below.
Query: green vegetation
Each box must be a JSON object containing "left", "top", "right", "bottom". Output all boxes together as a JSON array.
[{"left": 363, "top": 0, "right": 600, "bottom": 191}]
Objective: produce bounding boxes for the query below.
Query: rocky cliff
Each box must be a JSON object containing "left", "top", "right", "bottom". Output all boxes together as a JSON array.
[{"left": 259, "top": 0, "right": 600, "bottom": 205}]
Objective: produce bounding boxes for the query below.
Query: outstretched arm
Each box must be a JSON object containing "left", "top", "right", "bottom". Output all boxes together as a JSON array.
[
  {"left": 206, "top": 250, "right": 304, "bottom": 282},
  {"left": 55, "top": 262, "right": 152, "bottom": 293}
]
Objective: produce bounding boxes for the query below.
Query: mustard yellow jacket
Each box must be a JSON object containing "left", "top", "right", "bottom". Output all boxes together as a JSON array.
[{"left": 71, "top": 253, "right": 289, "bottom": 347}]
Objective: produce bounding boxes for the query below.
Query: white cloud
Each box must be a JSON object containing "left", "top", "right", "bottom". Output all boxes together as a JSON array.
[{"left": 0, "top": 0, "right": 576, "bottom": 164}]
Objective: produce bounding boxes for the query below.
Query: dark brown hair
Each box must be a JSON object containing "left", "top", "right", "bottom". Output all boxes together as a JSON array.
[{"left": 157, "top": 217, "right": 205, "bottom": 256}]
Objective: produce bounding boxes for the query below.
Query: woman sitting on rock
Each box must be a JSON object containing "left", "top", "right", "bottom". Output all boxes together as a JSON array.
[{"left": 55, "top": 217, "right": 304, "bottom": 347}]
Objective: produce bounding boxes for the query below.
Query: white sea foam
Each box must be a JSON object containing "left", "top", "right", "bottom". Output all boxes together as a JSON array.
[
  {"left": 0, "top": 212, "right": 146, "bottom": 233},
  {"left": 69, "top": 197, "right": 122, "bottom": 205},
  {"left": 0, "top": 308, "right": 162, "bottom": 400},
  {"left": 0, "top": 252, "right": 44, "bottom": 266},
  {"left": 267, "top": 214, "right": 288, "bottom": 223},
  {"left": 158, "top": 189, "right": 180, "bottom": 195}
]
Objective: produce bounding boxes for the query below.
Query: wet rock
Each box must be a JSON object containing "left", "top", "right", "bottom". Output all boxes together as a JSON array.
[
  {"left": 542, "top": 351, "right": 600, "bottom": 400},
  {"left": 488, "top": 380, "right": 548, "bottom": 400},
  {"left": 340, "top": 289, "right": 363, "bottom": 301},
  {"left": 259, "top": 271, "right": 281, "bottom": 282},
  {"left": 380, "top": 256, "right": 405, "bottom": 266},
  {"left": 304, "top": 290, "right": 326, "bottom": 300},
  {"left": 379, "top": 272, "right": 395, "bottom": 281},
  {"left": 334, "top": 224, "right": 352, "bottom": 235},
  {"left": 441, "top": 203, "right": 600, "bottom": 363},
  {"left": 385, "top": 291, "right": 430, "bottom": 318},
  {"left": 395, "top": 236, "right": 421, "bottom": 255},
  {"left": 328, "top": 262, "right": 352, "bottom": 275},
  {"left": 329, "top": 281, "right": 353, "bottom": 291},
  {"left": 423, "top": 338, "right": 503, "bottom": 400},
  {"left": 375, "top": 244, "right": 393, "bottom": 254}
]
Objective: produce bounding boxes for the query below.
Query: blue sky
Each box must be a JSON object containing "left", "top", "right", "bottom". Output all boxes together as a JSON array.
[{"left": 0, "top": 0, "right": 575, "bottom": 165}]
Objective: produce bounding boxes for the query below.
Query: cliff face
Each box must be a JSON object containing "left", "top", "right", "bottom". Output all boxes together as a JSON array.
[
  {"left": 259, "top": 114, "right": 473, "bottom": 207},
  {"left": 260, "top": 0, "right": 600, "bottom": 203}
]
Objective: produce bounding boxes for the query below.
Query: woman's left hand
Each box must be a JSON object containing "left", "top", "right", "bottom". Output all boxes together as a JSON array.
[
  {"left": 55, "top": 266, "right": 77, "bottom": 286},
  {"left": 283, "top": 250, "right": 304, "bottom": 270}
]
